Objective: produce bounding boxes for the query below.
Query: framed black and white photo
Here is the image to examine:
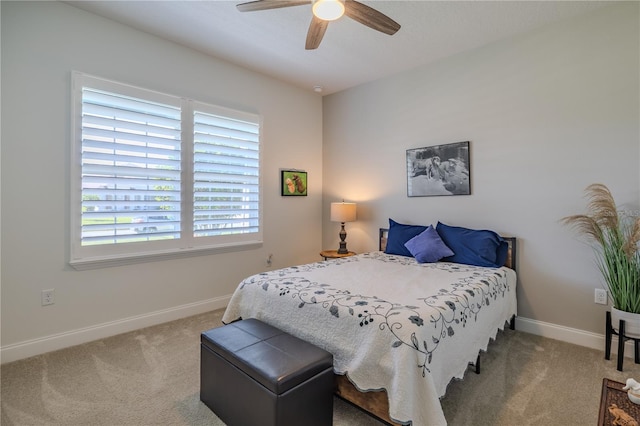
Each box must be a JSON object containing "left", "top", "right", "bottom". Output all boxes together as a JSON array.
[{"left": 406, "top": 141, "right": 470, "bottom": 197}]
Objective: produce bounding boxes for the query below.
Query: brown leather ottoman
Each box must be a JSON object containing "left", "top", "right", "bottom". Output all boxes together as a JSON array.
[{"left": 200, "top": 318, "right": 334, "bottom": 426}]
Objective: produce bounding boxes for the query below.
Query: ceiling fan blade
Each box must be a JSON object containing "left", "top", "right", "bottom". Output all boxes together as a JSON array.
[
  {"left": 305, "top": 15, "right": 329, "bottom": 50},
  {"left": 236, "top": 0, "right": 311, "bottom": 13},
  {"left": 344, "top": 0, "right": 400, "bottom": 35}
]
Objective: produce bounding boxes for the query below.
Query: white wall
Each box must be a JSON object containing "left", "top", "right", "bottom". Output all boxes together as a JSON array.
[
  {"left": 2, "top": 1, "right": 638, "bottom": 364},
  {"left": 1, "top": 1, "right": 323, "bottom": 362},
  {"left": 322, "top": 3, "right": 639, "bottom": 339}
]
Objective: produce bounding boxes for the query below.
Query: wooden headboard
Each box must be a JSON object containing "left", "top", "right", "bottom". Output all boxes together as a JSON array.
[{"left": 378, "top": 228, "right": 517, "bottom": 271}]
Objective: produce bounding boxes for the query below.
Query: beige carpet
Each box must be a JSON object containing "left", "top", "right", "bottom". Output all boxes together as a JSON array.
[{"left": 2, "top": 309, "right": 639, "bottom": 426}]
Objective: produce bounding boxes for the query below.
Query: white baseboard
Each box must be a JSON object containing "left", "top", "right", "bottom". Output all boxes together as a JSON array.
[
  {"left": 0, "top": 296, "right": 231, "bottom": 364},
  {"left": 515, "top": 316, "right": 637, "bottom": 358},
  {"left": 2, "top": 306, "right": 635, "bottom": 365}
]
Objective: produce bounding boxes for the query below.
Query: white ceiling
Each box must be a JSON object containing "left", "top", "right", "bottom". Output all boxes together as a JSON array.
[{"left": 66, "top": 0, "right": 612, "bottom": 95}]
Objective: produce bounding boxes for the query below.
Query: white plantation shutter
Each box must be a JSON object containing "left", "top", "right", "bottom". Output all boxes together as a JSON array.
[
  {"left": 80, "top": 88, "right": 182, "bottom": 245},
  {"left": 70, "top": 73, "right": 262, "bottom": 269},
  {"left": 193, "top": 107, "right": 259, "bottom": 237}
]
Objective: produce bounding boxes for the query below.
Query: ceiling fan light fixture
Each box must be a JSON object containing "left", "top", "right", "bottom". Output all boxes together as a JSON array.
[{"left": 312, "top": 0, "right": 345, "bottom": 21}]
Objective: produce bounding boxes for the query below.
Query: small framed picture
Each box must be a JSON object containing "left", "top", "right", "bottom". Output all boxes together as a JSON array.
[
  {"left": 281, "top": 170, "right": 307, "bottom": 196},
  {"left": 406, "top": 141, "right": 470, "bottom": 197}
]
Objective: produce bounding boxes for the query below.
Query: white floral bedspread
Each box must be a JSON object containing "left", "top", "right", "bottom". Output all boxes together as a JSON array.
[{"left": 222, "top": 252, "right": 517, "bottom": 425}]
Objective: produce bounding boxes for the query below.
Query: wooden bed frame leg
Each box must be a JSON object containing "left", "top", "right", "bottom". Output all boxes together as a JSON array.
[
  {"left": 334, "top": 374, "right": 401, "bottom": 426},
  {"left": 510, "top": 315, "right": 516, "bottom": 330},
  {"left": 474, "top": 353, "right": 481, "bottom": 374}
]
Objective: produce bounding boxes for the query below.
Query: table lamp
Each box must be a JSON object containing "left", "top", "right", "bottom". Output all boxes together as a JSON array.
[{"left": 330, "top": 201, "right": 357, "bottom": 254}]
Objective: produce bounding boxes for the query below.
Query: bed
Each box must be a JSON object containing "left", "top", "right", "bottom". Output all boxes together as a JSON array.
[{"left": 222, "top": 223, "right": 517, "bottom": 425}]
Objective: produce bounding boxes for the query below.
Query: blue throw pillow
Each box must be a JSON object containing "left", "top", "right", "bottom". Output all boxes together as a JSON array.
[
  {"left": 384, "top": 219, "right": 428, "bottom": 257},
  {"left": 435, "top": 222, "right": 508, "bottom": 268},
  {"left": 404, "top": 226, "right": 454, "bottom": 263}
]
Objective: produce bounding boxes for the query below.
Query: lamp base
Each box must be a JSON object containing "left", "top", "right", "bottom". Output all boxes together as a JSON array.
[{"left": 337, "top": 223, "right": 348, "bottom": 254}]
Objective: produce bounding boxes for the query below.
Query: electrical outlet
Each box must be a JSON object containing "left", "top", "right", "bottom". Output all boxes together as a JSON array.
[
  {"left": 266, "top": 254, "right": 273, "bottom": 267},
  {"left": 42, "top": 289, "right": 55, "bottom": 306},
  {"left": 595, "top": 288, "right": 607, "bottom": 305}
]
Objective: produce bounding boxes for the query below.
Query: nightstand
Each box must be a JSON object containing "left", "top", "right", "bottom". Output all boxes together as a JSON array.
[{"left": 320, "top": 250, "right": 356, "bottom": 260}]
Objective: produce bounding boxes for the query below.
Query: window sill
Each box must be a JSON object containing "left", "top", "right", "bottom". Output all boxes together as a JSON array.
[{"left": 69, "top": 241, "right": 263, "bottom": 270}]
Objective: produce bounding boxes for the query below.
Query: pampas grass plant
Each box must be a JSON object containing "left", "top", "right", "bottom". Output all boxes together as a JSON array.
[{"left": 562, "top": 184, "right": 640, "bottom": 314}]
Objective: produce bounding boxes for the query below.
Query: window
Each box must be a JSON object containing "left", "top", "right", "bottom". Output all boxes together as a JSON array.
[{"left": 70, "top": 72, "right": 261, "bottom": 269}]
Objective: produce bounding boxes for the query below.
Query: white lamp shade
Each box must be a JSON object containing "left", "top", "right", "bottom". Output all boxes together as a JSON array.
[{"left": 331, "top": 202, "right": 357, "bottom": 223}]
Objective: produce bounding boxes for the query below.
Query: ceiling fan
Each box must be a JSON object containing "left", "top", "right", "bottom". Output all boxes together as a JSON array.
[{"left": 236, "top": 0, "right": 401, "bottom": 50}]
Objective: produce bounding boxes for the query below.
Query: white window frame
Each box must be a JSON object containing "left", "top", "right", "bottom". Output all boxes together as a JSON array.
[{"left": 70, "top": 72, "right": 262, "bottom": 270}]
